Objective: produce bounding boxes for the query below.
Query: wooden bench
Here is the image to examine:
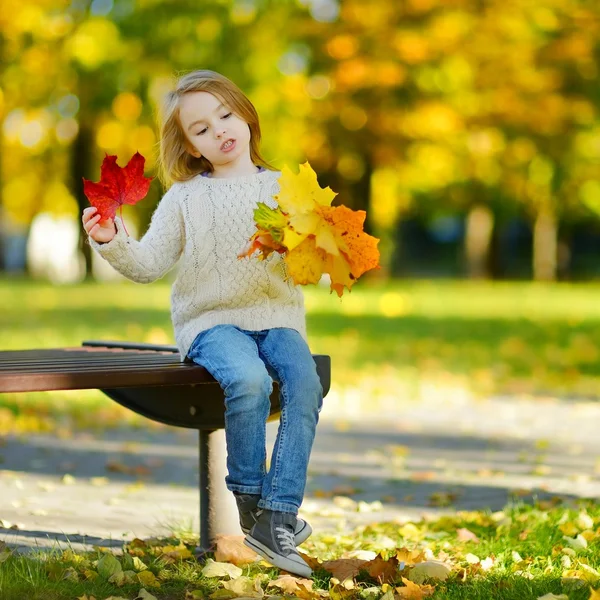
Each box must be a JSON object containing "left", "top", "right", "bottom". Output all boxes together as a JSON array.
[{"left": 0, "top": 340, "right": 331, "bottom": 552}]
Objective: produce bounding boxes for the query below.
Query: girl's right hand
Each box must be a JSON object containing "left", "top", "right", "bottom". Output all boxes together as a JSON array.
[{"left": 82, "top": 207, "right": 117, "bottom": 244}]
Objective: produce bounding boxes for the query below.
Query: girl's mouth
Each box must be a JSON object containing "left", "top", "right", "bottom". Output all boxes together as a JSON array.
[{"left": 221, "top": 139, "right": 236, "bottom": 152}]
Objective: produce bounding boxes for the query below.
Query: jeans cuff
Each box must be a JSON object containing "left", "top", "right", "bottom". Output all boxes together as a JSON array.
[
  {"left": 258, "top": 499, "right": 298, "bottom": 514},
  {"left": 227, "top": 483, "right": 263, "bottom": 495}
]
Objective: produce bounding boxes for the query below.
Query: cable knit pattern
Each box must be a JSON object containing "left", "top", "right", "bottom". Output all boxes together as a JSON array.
[{"left": 88, "top": 169, "right": 307, "bottom": 362}]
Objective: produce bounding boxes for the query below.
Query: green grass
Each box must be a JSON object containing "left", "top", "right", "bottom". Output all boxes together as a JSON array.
[
  {"left": 2, "top": 500, "right": 600, "bottom": 599},
  {"left": 2, "top": 276, "right": 600, "bottom": 432},
  {"left": 3, "top": 278, "right": 600, "bottom": 597}
]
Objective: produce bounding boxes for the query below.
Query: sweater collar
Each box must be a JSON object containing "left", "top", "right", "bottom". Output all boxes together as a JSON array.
[{"left": 192, "top": 168, "right": 278, "bottom": 187}]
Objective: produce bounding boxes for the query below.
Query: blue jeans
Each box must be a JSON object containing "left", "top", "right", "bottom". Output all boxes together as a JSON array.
[{"left": 186, "top": 325, "right": 323, "bottom": 514}]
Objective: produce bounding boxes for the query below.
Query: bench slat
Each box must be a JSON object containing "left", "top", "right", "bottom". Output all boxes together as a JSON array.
[
  {"left": 0, "top": 355, "right": 185, "bottom": 368},
  {"left": 0, "top": 348, "right": 214, "bottom": 393}
]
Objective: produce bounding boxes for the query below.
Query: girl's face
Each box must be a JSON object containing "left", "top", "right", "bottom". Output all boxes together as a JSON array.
[{"left": 179, "top": 91, "right": 252, "bottom": 169}]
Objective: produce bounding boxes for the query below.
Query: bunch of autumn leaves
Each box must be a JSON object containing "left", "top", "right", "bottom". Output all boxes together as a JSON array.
[
  {"left": 84, "top": 154, "right": 380, "bottom": 296},
  {"left": 239, "top": 162, "right": 380, "bottom": 297}
]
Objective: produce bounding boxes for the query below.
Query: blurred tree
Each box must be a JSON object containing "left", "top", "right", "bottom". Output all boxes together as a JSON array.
[{"left": 2, "top": 0, "right": 600, "bottom": 282}]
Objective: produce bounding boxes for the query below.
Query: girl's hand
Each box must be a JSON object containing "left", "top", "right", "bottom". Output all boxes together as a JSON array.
[{"left": 82, "top": 207, "right": 117, "bottom": 244}]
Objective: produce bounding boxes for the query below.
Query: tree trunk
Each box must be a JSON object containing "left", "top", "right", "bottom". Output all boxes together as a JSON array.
[
  {"left": 533, "top": 206, "right": 557, "bottom": 281},
  {"left": 464, "top": 204, "right": 494, "bottom": 279},
  {"left": 348, "top": 156, "right": 373, "bottom": 232},
  {"left": 350, "top": 156, "right": 387, "bottom": 279},
  {"left": 71, "top": 121, "right": 95, "bottom": 279}
]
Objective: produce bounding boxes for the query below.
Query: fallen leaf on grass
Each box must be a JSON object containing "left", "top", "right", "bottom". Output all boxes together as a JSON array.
[
  {"left": 537, "top": 594, "right": 569, "bottom": 600},
  {"left": 159, "top": 544, "right": 193, "bottom": 562},
  {"left": 396, "top": 577, "right": 435, "bottom": 599},
  {"left": 62, "top": 567, "right": 79, "bottom": 581},
  {"left": 268, "top": 574, "right": 314, "bottom": 594},
  {"left": 396, "top": 547, "right": 427, "bottom": 565},
  {"left": 563, "top": 534, "right": 588, "bottom": 551},
  {"left": 214, "top": 534, "right": 260, "bottom": 566},
  {"left": 137, "top": 570, "right": 160, "bottom": 588},
  {"left": 559, "top": 522, "right": 579, "bottom": 536},
  {"left": 201, "top": 558, "right": 243, "bottom": 579},
  {"left": 456, "top": 528, "right": 480, "bottom": 543},
  {"left": 108, "top": 570, "right": 136, "bottom": 586},
  {"left": 577, "top": 511, "right": 595, "bottom": 530},
  {"left": 408, "top": 560, "right": 452, "bottom": 584},
  {"left": 97, "top": 554, "right": 122, "bottom": 579},
  {"left": 222, "top": 575, "right": 265, "bottom": 598},
  {"left": 299, "top": 551, "right": 323, "bottom": 571},
  {"left": 329, "top": 578, "right": 357, "bottom": 600},
  {"left": 322, "top": 558, "right": 368, "bottom": 582},
  {"left": 132, "top": 557, "right": 148, "bottom": 571},
  {"left": 364, "top": 554, "right": 401, "bottom": 583},
  {"left": 84, "top": 570, "right": 99, "bottom": 581}
]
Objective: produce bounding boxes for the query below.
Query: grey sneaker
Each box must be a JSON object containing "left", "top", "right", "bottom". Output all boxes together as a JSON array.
[
  {"left": 244, "top": 509, "right": 312, "bottom": 578},
  {"left": 234, "top": 493, "right": 312, "bottom": 545}
]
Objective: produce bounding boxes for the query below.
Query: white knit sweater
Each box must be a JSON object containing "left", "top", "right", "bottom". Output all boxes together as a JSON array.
[{"left": 88, "top": 168, "right": 307, "bottom": 361}]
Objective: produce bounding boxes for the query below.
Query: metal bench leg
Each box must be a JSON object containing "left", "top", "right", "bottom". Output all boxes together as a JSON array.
[{"left": 196, "top": 429, "right": 242, "bottom": 557}]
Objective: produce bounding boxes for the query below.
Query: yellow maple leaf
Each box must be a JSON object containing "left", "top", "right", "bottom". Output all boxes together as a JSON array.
[
  {"left": 275, "top": 162, "right": 338, "bottom": 253},
  {"left": 275, "top": 162, "right": 337, "bottom": 215}
]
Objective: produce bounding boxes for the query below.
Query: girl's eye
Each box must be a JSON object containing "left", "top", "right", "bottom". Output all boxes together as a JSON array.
[{"left": 196, "top": 113, "right": 232, "bottom": 135}]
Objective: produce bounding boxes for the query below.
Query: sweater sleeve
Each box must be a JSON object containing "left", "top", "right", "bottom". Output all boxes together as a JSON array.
[{"left": 88, "top": 185, "right": 184, "bottom": 284}]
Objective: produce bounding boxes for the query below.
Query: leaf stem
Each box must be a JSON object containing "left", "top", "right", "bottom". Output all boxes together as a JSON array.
[{"left": 120, "top": 206, "right": 129, "bottom": 236}]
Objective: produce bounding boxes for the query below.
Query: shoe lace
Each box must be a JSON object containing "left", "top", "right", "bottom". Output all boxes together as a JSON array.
[{"left": 275, "top": 525, "right": 296, "bottom": 552}]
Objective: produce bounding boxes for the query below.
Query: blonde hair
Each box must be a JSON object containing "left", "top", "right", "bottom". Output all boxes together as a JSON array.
[{"left": 156, "top": 70, "right": 276, "bottom": 187}]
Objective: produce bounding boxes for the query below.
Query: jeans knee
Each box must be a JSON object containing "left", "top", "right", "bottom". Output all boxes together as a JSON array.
[
  {"left": 300, "top": 371, "right": 323, "bottom": 414},
  {"left": 225, "top": 370, "right": 273, "bottom": 405}
]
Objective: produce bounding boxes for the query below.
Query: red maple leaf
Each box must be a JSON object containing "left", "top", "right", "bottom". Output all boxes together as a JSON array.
[{"left": 82, "top": 151, "right": 153, "bottom": 234}]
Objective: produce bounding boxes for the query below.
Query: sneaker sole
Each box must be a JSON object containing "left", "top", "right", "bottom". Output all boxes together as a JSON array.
[
  {"left": 244, "top": 535, "right": 312, "bottom": 578},
  {"left": 241, "top": 521, "right": 312, "bottom": 546}
]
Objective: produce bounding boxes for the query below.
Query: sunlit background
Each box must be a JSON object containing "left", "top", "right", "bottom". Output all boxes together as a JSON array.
[{"left": 1, "top": 0, "right": 600, "bottom": 424}]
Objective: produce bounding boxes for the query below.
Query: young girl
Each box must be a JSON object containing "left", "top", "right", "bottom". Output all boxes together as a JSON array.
[{"left": 82, "top": 70, "right": 323, "bottom": 578}]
